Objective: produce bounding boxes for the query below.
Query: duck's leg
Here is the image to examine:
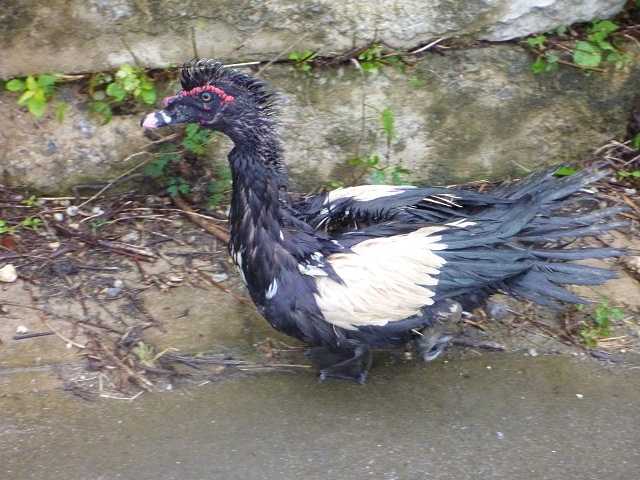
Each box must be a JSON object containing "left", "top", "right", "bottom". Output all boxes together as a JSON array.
[
  {"left": 414, "top": 327, "right": 453, "bottom": 362},
  {"left": 414, "top": 299, "right": 463, "bottom": 362},
  {"left": 306, "top": 343, "right": 372, "bottom": 384}
]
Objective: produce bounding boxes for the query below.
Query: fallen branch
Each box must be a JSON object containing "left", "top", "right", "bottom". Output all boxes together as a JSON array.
[
  {"left": 13, "top": 331, "right": 55, "bottom": 340},
  {"left": 77, "top": 133, "right": 178, "bottom": 209},
  {"left": 53, "top": 224, "right": 157, "bottom": 261},
  {"left": 173, "top": 196, "right": 230, "bottom": 243}
]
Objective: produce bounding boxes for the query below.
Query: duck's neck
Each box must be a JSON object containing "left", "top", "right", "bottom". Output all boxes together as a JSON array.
[{"left": 227, "top": 127, "right": 290, "bottom": 301}]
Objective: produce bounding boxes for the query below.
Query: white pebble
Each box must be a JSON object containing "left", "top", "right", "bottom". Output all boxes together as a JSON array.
[
  {"left": 113, "top": 279, "right": 124, "bottom": 288},
  {"left": 0, "top": 264, "right": 18, "bottom": 283},
  {"left": 66, "top": 206, "right": 79, "bottom": 217},
  {"left": 16, "top": 325, "right": 29, "bottom": 334},
  {"left": 211, "top": 273, "right": 229, "bottom": 283},
  {"left": 528, "top": 348, "right": 539, "bottom": 357},
  {"left": 53, "top": 212, "right": 64, "bottom": 222}
]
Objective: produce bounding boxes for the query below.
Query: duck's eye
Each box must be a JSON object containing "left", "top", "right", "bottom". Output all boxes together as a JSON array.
[{"left": 200, "top": 92, "right": 213, "bottom": 102}]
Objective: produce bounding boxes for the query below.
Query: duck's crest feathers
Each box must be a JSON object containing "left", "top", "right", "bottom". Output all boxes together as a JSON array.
[{"left": 180, "top": 59, "right": 278, "bottom": 116}]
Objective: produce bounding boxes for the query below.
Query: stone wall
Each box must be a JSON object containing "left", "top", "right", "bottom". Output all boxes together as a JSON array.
[
  {"left": 0, "top": 0, "right": 637, "bottom": 193},
  {"left": 0, "top": 0, "right": 626, "bottom": 77}
]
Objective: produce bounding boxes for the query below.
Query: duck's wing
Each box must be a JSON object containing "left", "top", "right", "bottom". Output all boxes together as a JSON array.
[
  {"left": 295, "top": 185, "right": 505, "bottom": 230},
  {"left": 303, "top": 168, "right": 628, "bottom": 334}
]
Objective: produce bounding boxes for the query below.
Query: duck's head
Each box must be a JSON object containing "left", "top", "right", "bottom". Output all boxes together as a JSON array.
[{"left": 141, "top": 59, "right": 277, "bottom": 138}]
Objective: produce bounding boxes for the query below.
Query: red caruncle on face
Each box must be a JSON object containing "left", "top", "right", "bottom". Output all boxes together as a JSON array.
[{"left": 161, "top": 85, "right": 235, "bottom": 108}]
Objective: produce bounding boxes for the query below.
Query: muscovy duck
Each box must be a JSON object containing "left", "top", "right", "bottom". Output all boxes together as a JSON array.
[{"left": 142, "top": 59, "right": 627, "bottom": 383}]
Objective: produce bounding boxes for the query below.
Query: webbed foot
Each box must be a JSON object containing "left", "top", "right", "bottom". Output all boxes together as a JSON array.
[
  {"left": 414, "top": 332, "right": 453, "bottom": 362},
  {"left": 306, "top": 344, "right": 372, "bottom": 384},
  {"left": 414, "top": 299, "right": 462, "bottom": 362}
]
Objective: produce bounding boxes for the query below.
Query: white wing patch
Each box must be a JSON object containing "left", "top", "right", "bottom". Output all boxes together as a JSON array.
[
  {"left": 265, "top": 278, "right": 278, "bottom": 299},
  {"left": 298, "top": 251, "right": 328, "bottom": 277},
  {"left": 313, "top": 225, "right": 448, "bottom": 331},
  {"left": 325, "top": 185, "right": 416, "bottom": 204},
  {"left": 231, "top": 246, "right": 247, "bottom": 285}
]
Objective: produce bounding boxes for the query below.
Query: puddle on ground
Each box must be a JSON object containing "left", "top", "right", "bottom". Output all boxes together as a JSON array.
[{"left": 2, "top": 354, "right": 639, "bottom": 480}]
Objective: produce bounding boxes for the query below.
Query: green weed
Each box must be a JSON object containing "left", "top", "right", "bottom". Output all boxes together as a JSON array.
[
  {"left": 143, "top": 124, "right": 220, "bottom": 200},
  {"left": 21, "top": 195, "right": 38, "bottom": 207},
  {"left": 408, "top": 76, "right": 426, "bottom": 89},
  {"left": 340, "top": 107, "right": 412, "bottom": 186},
  {"left": 207, "top": 163, "right": 232, "bottom": 209},
  {"left": 357, "top": 44, "right": 404, "bottom": 73},
  {"left": 0, "top": 220, "right": 16, "bottom": 235},
  {"left": 182, "top": 123, "right": 213, "bottom": 156},
  {"left": 89, "top": 65, "right": 157, "bottom": 124},
  {"left": 574, "top": 20, "right": 630, "bottom": 69},
  {"left": 19, "top": 217, "right": 43, "bottom": 231},
  {"left": 526, "top": 19, "right": 631, "bottom": 74},
  {"left": 579, "top": 302, "right": 625, "bottom": 347},
  {"left": 166, "top": 177, "right": 191, "bottom": 197},
  {"left": 132, "top": 341, "right": 157, "bottom": 368},
  {"left": 617, "top": 169, "right": 640, "bottom": 179},
  {"left": 288, "top": 50, "right": 318, "bottom": 74},
  {"left": 554, "top": 166, "right": 578, "bottom": 176},
  {"left": 5, "top": 74, "right": 65, "bottom": 119},
  {"left": 90, "top": 219, "right": 108, "bottom": 234}
]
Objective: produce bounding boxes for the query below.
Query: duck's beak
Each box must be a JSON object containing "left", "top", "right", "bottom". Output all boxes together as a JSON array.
[{"left": 141, "top": 110, "right": 173, "bottom": 129}]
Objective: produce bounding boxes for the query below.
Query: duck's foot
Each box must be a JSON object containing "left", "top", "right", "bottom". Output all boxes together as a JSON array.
[
  {"left": 416, "top": 333, "right": 506, "bottom": 361},
  {"left": 306, "top": 344, "right": 372, "bottom": 384},
  {"left": 414, "top": 331, "right": 453, "bottom": 362}
]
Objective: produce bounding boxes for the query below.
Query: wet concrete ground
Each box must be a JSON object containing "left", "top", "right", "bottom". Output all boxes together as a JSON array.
[{"left": 2, "top": 354, "right": 639, "bottom": 480}]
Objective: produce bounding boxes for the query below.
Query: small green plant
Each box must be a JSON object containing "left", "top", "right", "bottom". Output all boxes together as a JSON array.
[
  {"left": 182, "top": 123, "right": 213, "bottom": 155},
  {"left": 89, "top": 65, "right": 157, "bottom": 123},
  {"left": 89, "top": 219, "right": 108, "bottom": 234},
  {"left": 532, "top": 52, "right": 560, "bottom": 74},
  {"left": 337, "top": 106, "right": 412, "bottom": 186},
  {"left": 632, "top": 133, "right": 640, "bottom": 151},
  {"left": 143, "top": 125, "right": 218, "bottom": 200},
  {"left": 408, "top": 76, "right": 426, "bottom": 89},
  {"left": 144, "top": 151, "right": 181, "bottom": 178},
  {"left": 572, "top": 20, "right": 630, "bottom": 70},
  {"left": 142, "top": 150, "right": 189, "bottom": 197},
  {"left": 579, "top": 301, "right": 624, "bottom": 347},
  {"left": 21, "top": 195, "right": 38, "bottom": 207},
  {"left": 288, "top": 50, "right": 317, "bottom": 74},
  {"left": 208, "top": 164, "right": 232, "bottom": 209},
  {"left": 618, "top": 170, "right": 640, "bottom": 179},
  {"left": 526, "top": 20, "right": 630, "bottom": 74},
  {"left": 347, "top": 154, "right": 411, "bottom": 185},
  {"left": 0, "top": 220, "right": 16, "bottom": 235},
  {"left": 526, "top": 35, "right": 560, "bottom": 74},
  {"left": 5, "top": 74, "right": 61, "bottom": 118},
  {"left": 166, "top": 177, "right": 191, "bottom": 197},
  {"left": 132, "top": 341, "right": 156, "bottom": 368},
  {"left": 20, "top": 217, "right": 43, "bottom": 231},
  {"left": 357, "top": 44, "right": 403, "bottom": 73},
  {"left": 554, "top": 166, "right": 578, "bottom": 176},
  {"left": 380, "top": 106, "right": 396, "bottom": 165}
]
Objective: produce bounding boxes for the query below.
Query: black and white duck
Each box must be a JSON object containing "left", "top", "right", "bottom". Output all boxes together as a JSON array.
[{"left": 142, "top": 59, "right": 627, "bottom": 383}]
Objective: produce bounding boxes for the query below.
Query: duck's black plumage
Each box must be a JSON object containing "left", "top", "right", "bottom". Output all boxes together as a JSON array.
[{"left": 142, "top": 59, "right": 628, "bottom": 383}]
